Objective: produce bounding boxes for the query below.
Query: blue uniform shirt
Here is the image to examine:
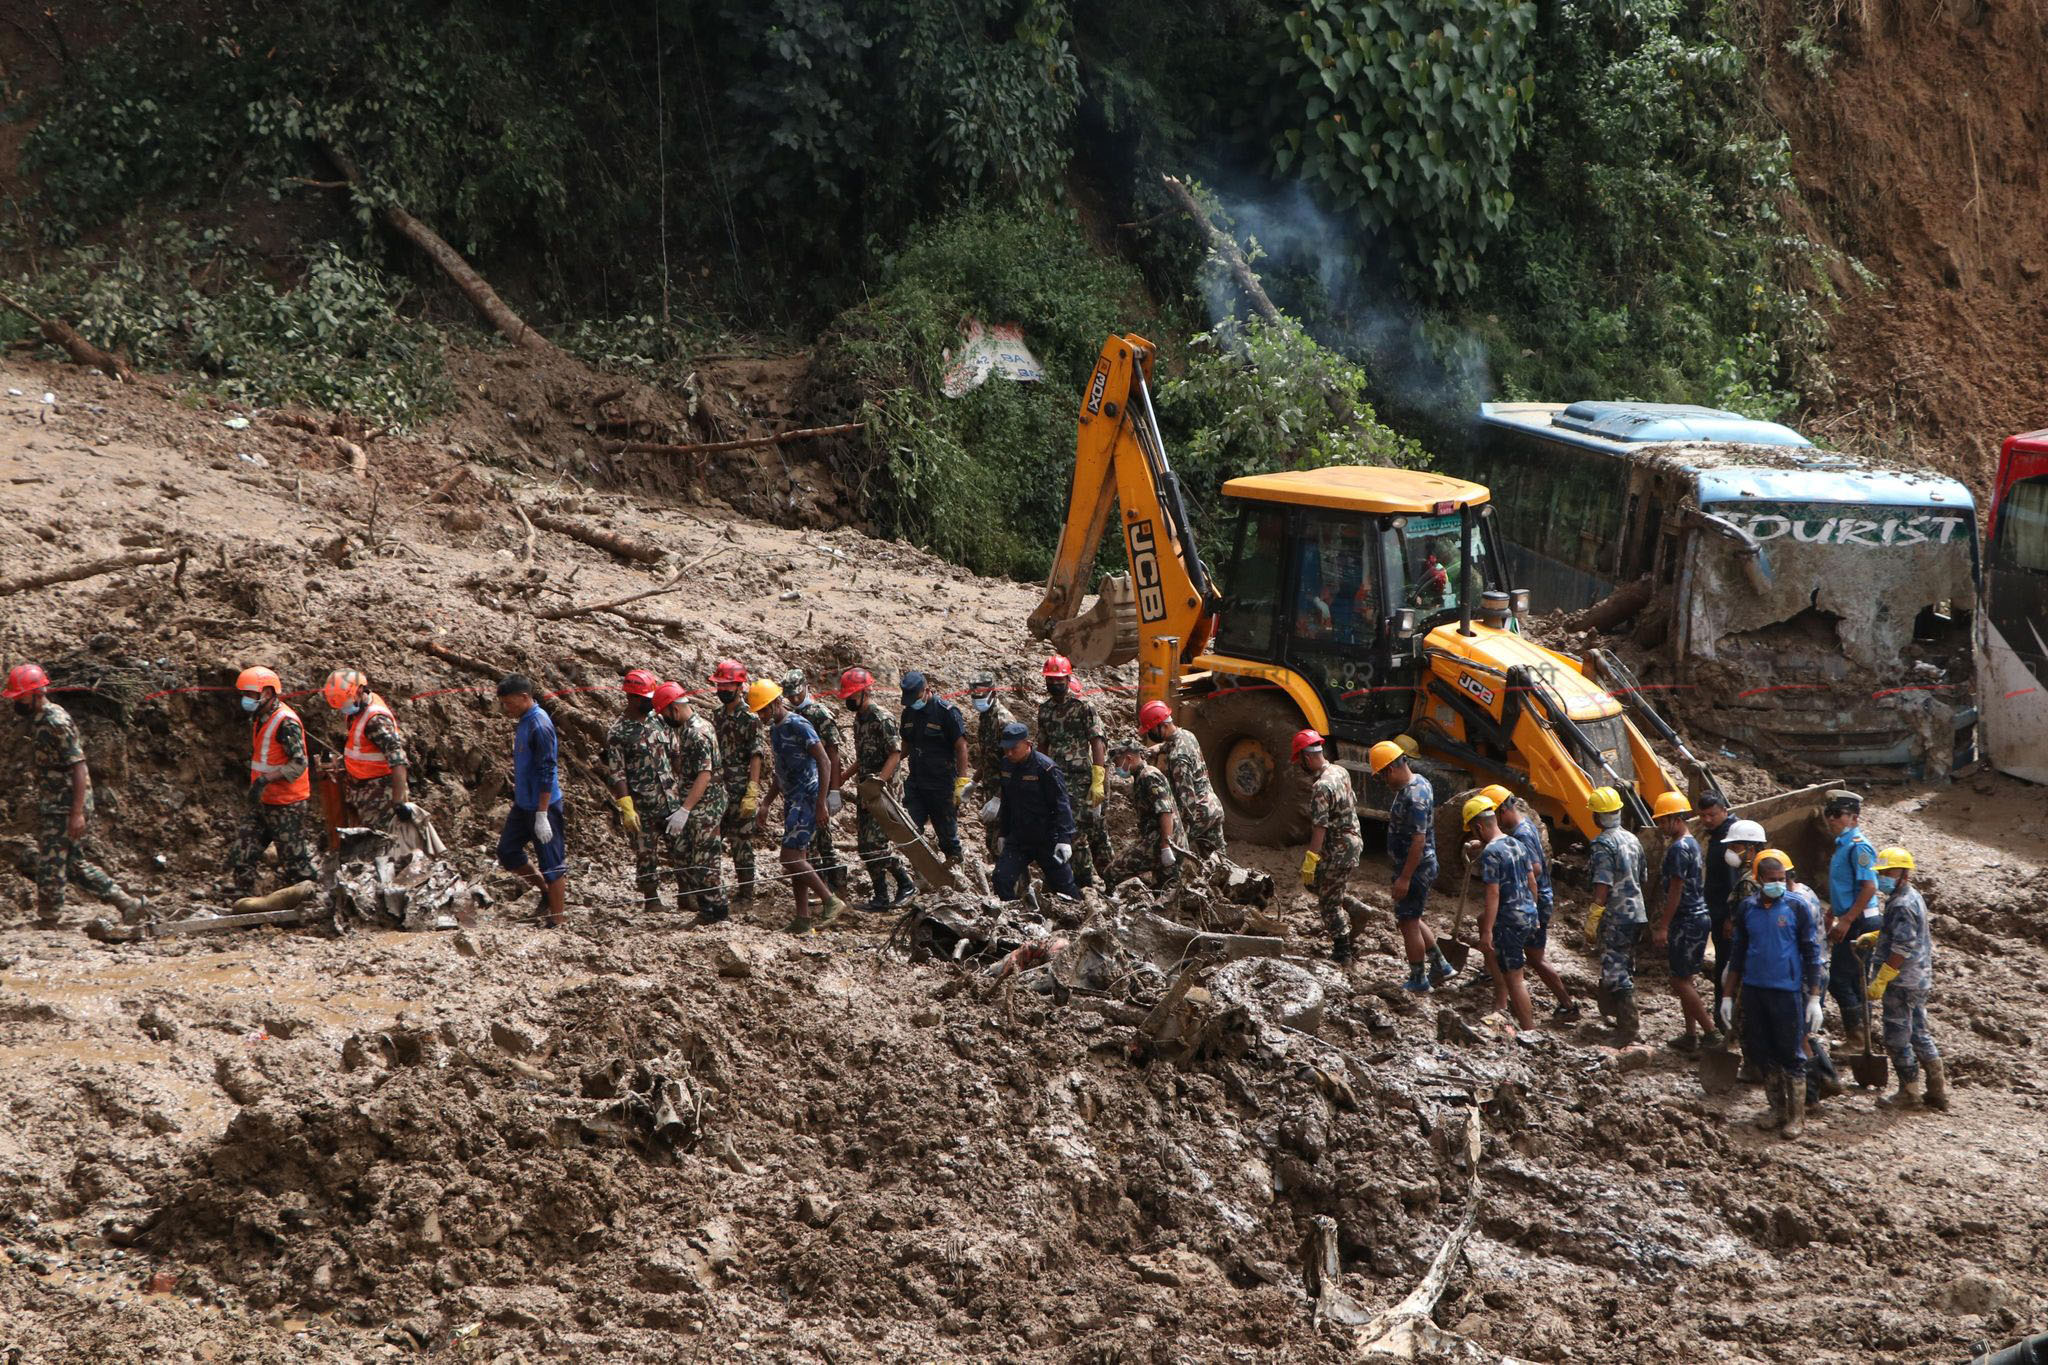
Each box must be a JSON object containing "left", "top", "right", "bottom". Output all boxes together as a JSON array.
[
  {"left": 901, "top": 697, "right": 966, "bottom": 787},
  {"left": 999, "top": 747, "right": 1077, "bottom": 846},
  {"left": 1663, "top": 833, "right": 1708, "bottom": 921},
  {"left": 1828, "top": 825, "right": 1879, "bottom": 923},
  {"left": 769, "top": 713, "right": 822, "bottom": 799},
  {"left": 1730, "top": 885, "right": 1826, "bottom": 993},
  {"left": 1507, "top": 815, "right": 1551, "bottom": 913},
  {"left": 1387, "top": 772, "right": 1437, "bottom": 872},
  {"left": 512, "top": 704, "right": 562, "bottom": 812},
  {"left": 1480, "top": 833, "right": 1536, "bottom": 928}
]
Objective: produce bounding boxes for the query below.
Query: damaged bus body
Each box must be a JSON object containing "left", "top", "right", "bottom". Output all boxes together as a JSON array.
[{"left": 1464, "top": 402, "right": 1979, "bottom": 778}]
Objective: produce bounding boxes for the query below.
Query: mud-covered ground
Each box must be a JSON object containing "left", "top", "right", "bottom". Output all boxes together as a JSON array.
[{"left": 1, "top": 359, "right": 2046, "bottom": 1363}]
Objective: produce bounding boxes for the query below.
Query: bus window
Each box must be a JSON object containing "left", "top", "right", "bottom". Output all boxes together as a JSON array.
[
  {"left": 1993, "top": 476, "right": 2048, "bottom": 571},
  {"left": 1215, "top": 504, "right": 1288, "bottom": 659}
]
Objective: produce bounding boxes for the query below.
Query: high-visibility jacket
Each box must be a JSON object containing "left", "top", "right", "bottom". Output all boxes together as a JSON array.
[
  {"left": 251, "top": 703, "right": 311, "bottom": 805},
  {"left": 343, "top": 693, "right": 399, "bottom": 781}
]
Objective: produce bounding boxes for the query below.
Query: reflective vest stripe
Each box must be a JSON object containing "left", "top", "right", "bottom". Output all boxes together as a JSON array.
[{"left": 343, "top": 696, "right": 397, "bottom": 779}]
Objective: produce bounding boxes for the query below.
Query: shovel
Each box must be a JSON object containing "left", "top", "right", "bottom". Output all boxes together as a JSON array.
[
  {"left": 1847, "top": 945, "right": 1890, "bottom": 1089},
  {"left": 1698, "top": 960, "right": 1744, "bottom": 1091},
  {"left": 1437, "top": 865, "right": 1474, "bottom": 972}
]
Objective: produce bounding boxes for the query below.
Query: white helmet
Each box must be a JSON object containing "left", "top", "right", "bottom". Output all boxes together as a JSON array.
[{"left": 1725, "top": 819, "right": 1767, "bottom": 844}]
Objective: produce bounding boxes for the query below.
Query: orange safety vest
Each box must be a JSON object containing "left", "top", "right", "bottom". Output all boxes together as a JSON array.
[
  {"left": 251, "top": 703, "right": 312, "bottom": 805},
  {"left": 342, "top": 693, "right": 400, "bottom": 781}
]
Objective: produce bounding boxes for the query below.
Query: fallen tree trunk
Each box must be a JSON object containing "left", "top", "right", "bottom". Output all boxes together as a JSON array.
[
  {"left": 323, "top": 146, "right": 560, "bottom": 357},
  {"left": 601, "top": 422, "right": 864, "bottom": 457},
  {"left": 532, "top": 547, "right": 725, "bottom": 620},
  {"left": 1563, "top": 574, "right": 1655, "bottom": 635},
  {"left": 1160, "top": 175, "right": 1282, "bottom": 326},
  {"left": 0, "top": 547, "right": 186, "bottom": 596},
  {"left": 527, "top": 510, "right": 667, "bottom": 565},
  {"left": 0, "top": 288, "right": 135, "bottom": 381}
]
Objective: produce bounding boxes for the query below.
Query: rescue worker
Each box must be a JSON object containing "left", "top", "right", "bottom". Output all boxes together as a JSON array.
[
  {"left": 1822, "top": 790, "right": 1882, "bottom": 1050},
  {"left": 320, "top": 668, "right": 411, "bottom": 831},
  {"left": 1297, "top": 729, "right": 1368, "bottom": 965},
  {"left": 1485, "top": 784, "right": 1579, "bottom": 1021},
  {"left": 837, "top": 667, "right": 914, "bottom": 910},
  {"left": 1100, "top": 738, "right": 1181, "bottom": 889},
  {"left": 1697, "top": 791, "right": 1738, "bottom": 1023},
  {"left": 1776, "top": 851, "right": 1846, "bottom": 1106},
  {"left": 1861, "top": 846, "right": 1948, "bottom": 1112},
  {"left": 603, "top": 668, "right": 683, "bottom": 916},
  {"left": 966, "top": 672, "right": 1017, "bottom": 859},
  {"left": 1037, "top": 655, "right": 1110, "bottom": 887},
  {"left": 5, "top": 663, "right": 145, "bottom": 926},
  {"left": 229, "top": 665, "right": 319, "bottom": 898},
  {"left": 993, "top": 721, "right": 1078, "bottom": 901},
  {"left": 1649, "top": 791, "right": 1718, "bottom": 1051},
  {"left": 750, "top": 679, "right": 846, "bottom": 933},
  {"left": 1582, "top": 786, "right": 1648, "bottom": 1044},
  {"left": 654, "top": 681, "right": 730, "bottom": 926},
  {"left": 1716, "top": 818, "right": 1771, "bottom": 1079},
  {"left": 495, "top": 675, "right": 566, "bottom": 928},
  {"left": 1721, "top": 848, "right": 1826, "bottom": 1139},
  {"left": 1139, "top": 699, "right": 1225, "bottom": 858},
  {"left": 781, "top": 669, "right": 846, "bottom": 891},
  {"left": 1468, "top": 794, "right": 1537, "bottom": 1030},
  {"left": 1368, "top": 741, "right": 1455, "bottom": 990},
  {"left": 899, "top": 670, "right": 970, "bottom": 862},
  {"left": 709, "top": 660, "right": 765, "bottom": 904}
]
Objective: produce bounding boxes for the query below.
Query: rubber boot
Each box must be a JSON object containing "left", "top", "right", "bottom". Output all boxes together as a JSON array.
[
  {"left": 1877, "top": 1070, "right": 1923, "bottom": 1111},
  {"left": 890, "top": 865, "right": 916, "bottom": 906},
  {"left": 1613, "top": 991, "right": 1640, "bottom": 1046},
  {"left": 34, "top": 894, "right": 62, "bottom": 929},
  {"left": 1841, "top": 1019, "right": 1869, "bottom": 1054},
  {"left": 642, "top": 891, "right": 664, "bottom": 917},
  {"left": 689, "top": 898, "right": 730, "bottom": 928},
  {"left": 1753, "top": 1071, "right": 1786, "bottom": 1131},
  {"left": 863, "top": 875, "right": 892, "bottom": 913},
  {"left": 1329, "top": 934, "right": 1354, "bottom": 965},
  {"left": 1923, "top": 1058, "right": 1951, "bottom": 1111},
  {"left": 1737, "top": 1051, "right": 1762, "bottom": 1083},
  {"left": 109, "top": 888, "right": 148, "bottom": 925},
  {"left": 1780, "top": 1078, "right": 1807, "bottom": 1139}
]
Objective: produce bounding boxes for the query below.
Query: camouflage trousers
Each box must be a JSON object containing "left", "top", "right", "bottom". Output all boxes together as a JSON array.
[
  {"left": 1184, "top": 805, "right": 1227, "bottom": 859},
  {"left": 231, "top": 800, "right": 319, "bottom": 894},
  {"left": 1063, "top": 772, "right": 1114, "bottom": 887},
  {"left": 809, "top": 809, "right": 845, "bottom": 888},
  {"left": 637, "top": 806, "right": 730, "bottom": 910},
  {"left": 1103, "top": 832, "right": 1188, "bottom": 893},
  {"left": 854, "top": 797, "right": 910, "bottom": 887},
  {"left": 346, "top": 778, "right": 397, "bottom": 831},
  {"left": 719, "top": 794, "right": 759, "bottom": 900},
  {"left": 1313, "top": 835, "right": 1366, "bottom": 943},
  {"left": 1599, "top": 914, "right": 1644, "bottom": 995},
  {"left": 35, "top": 810, "right": 120, "bottom": 915},
  {"left": 1881, "top": 985, "right": 1939, "bottom": 1079}
]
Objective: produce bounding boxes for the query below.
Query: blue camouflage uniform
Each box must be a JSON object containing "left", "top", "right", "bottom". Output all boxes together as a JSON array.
[
  {"left": 1506, "top": 811, "right": 1552, "bottom": 951},
  {"left": 1589, "top": 826, "right": 1648, "bottom": 995},
  {"left": 1480, "top": 832, "right": 1538, "bottom": 972},
  {"left": 768, "top": 712, "right": 822, "bottom": 850},
  {"left": 1386, "top": 772, "right": 1436, "bottom": 920},
  {"left": 1875, "top": 883, "right": 1939, "bottom": 1080},
  {"left": 1729, "top": 884, "right": 1826, "bottom": 1077},
  {"left": 1827, "top": 825, "right": 1881, "bottom": 1031},
  {"left": 1662, "top": 832, "right": 1711, "bottom": 978}
]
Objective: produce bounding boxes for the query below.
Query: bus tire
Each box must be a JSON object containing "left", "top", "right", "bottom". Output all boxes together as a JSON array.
[{"left": 1187, "top": 688, "right": 1313, "bottom": 847}]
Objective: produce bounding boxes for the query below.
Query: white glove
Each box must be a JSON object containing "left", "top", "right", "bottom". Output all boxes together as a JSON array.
[
  {"left": 1159, "top": 847, "right": 1178, "bottom": 872},
  {"left": 1717, "top": 996, "right": 1733, "bottom": 1031},
  {"left": 666, "top": 806, "right": 691, "bottom": 836},
  {"left": 1053, "top": 842, "right": 1072, "bottom": 865},
  {"left": 1804, "top": 995, "right": 1823, "bottom": 1036},
  {"left": 826, "top": 790, "right": 844, "bottom": 815},
  {"left": 532, "top": 809, "right": 553, "bottom": 845}
]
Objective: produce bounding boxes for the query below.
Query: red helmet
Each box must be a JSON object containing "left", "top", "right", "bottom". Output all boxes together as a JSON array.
[
  {"left": 1042, "top": 655, "right": 1073, "bottom": 680},
  {"left": 651, "top": 681, "right": 686, "bottom": 712},
  {"left": 623, "top": 668, "right": 660, "bottom": 698},
  {"left": 3, "top": 663, "right": 50, "bottom": 700},
  {"left": 708, "top": 659, "right": 749, "bottom": 687},
  {"left": 836, "top": 666, "right": 874, "bottom": 700},
  {"left": 1137, "top": 699, "right": 1172, "bottom": 734},
  {"left": 1291, "top": 728, "right": 1325, "bottom": 762}
]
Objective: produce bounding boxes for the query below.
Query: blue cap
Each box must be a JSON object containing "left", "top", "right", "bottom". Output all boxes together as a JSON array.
[
  {"left": 1000, "top": 721, "right": 1029, "bottom": 745},
  {"left": 900, "top": 669, "right": 927, "bottom": 702}
]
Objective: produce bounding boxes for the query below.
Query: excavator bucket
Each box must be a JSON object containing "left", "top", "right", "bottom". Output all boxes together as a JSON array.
[{"left": 1048, "top": 573, "right": 1139, "bottom": 669}]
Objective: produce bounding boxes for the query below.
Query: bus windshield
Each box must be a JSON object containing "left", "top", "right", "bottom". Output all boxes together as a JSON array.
[{"left": 1388, "top": 510, "right": 1498, "bottom": 624}]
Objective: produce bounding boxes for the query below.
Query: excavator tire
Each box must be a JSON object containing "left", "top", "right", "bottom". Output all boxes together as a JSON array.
[{"left": 1186, "top": 687, "right": 1312, "bottom": 847}]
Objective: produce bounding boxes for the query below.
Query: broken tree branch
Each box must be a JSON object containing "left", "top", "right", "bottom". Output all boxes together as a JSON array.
[
  {"left": 601, "top": 422, "right": 863, "bottom": 457},
  {"left": 0, "top": 287, "right": 136, "bottom": 381},
  {"left": 1160, "top": 175, "right": 1282, "bottom": 326},
  {"left": 532, "top": 548, "right": 727, "bottom": 620},
  {"left": 0, "top": 547, "right": 186, "bottom": 596},
  {"left": 414, "top": 639, "right": 608, "bottom": 746},
  {"left": 1562, "top": 574, "right": 1654, "bottom": 635},
  {"left": 321, "top": 145, "right": 561, "bottom": 357},
  {"left": 527, "top": 510, "right": 667, "bottom": 564}
]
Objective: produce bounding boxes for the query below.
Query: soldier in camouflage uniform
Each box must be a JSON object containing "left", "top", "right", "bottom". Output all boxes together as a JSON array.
[
  {"left": 604, "top": 670, "right": 685, "bottom": 914},
  {"left": 836, "top": 666, "right": 913, "bottom": 910},
  {"left": 1139, "top": 700, "right": 1224, "bottom": 858},
  {"left": 1036, "top": 656, "right": 1111, "bottom": 887},
  {"left": 6, "top": 664, "right": 144, "bottom": 926},
  {"left": 1582, "top": 786, "right": 1649, "bottom": 1044},
  {"left": 229, "top": 665, "right": 319, "bottom": 897},
  {"left": 1100, "top": 740, "right": 1184, "bottom": 890},
  {"left": 967, "top": 673, "right": 1018, "bottom": 859},
  {"left": 1295, "top": 730, "right": 1368, "bottom": 963},
  {"left": 708, "top": 661, "right": 765, "bottom": 903},
  {"left": 782, "top": 669, "right": 846, "bottom": 891},
  {"left": 321, "top": 669, "right": 411, "bottom": 832},
  {"left": 658, "top": 683, "right": 730, "bottom": 925}
]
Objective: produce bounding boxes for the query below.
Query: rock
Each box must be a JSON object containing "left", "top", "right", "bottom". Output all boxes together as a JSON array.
[
  {"left": 911, "top": 1004, "right": 942, "bottom": 1027},
  {"left": 214, "top": 1056, "right": 266, "bottom": 1106},
  {"left": 796, "top": 1189, "right": 837, "bottom": 1227},
  {"left": 1438, "top": 1008, "right": 1484, "bottom": 1046},
  {"left": 1943, "top": 1273, "right": 2009, "bottom": 1315},
  {"left": 1604, "top": 1045, "right": 1653, "bottom": 1073},
  {"left": 1126, "top": 1252, "right": 1184, "bottom": 1288},
  {"left": 1769, "top": 1205, "right": 1816, "bottom": 1247},
  {"left": 137, "top": 1004, "right": 180, "bottom": 1043},
  {"left": 490, "top": 1017, "right": 547, "bottom": 1057},
  {"left": 715, "top": 944, "right": 754, "bottom": 979},
  {"left": 453, "top": 931, "right": 484, "bottom": 958}
]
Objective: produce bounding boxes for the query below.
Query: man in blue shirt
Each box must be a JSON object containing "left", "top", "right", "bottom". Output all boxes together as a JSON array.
[
  {"left": 495, "top": 675, "right": 567, "bottom": 928},
  {"left": 1649, "top": 792, "right": 1717, "bottom": 1051},
  {"left": 751, "top": 679, "right": 845, "bottom": 934},
  {"left": 1723, "top": 849, "right": 1826, "bottom": 1139},
  {"left": 1822, "top": 790, "right": 1881, "bottom": 1050},
  {"left": 899, "top": 670, "right": 971, "bottom": 862},
  {"left": 1467, "top": 795, "right": 1537, "bottom": 1031}
]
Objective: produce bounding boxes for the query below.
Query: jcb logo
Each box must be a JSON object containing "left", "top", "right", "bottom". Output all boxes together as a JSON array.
[
  {"left": 1457, "top": 672, "right": 1496, "bottom": 707},
  {"left": 1084, "top": 363, "right": 1109, "bottom": 418},
  {"left": 1128, "top": 519, "right": 1168, "bottom": 623}
]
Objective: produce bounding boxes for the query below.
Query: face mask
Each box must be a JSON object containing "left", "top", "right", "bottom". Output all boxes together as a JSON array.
[
  {"left": 1724, "top": 849, "right": 1745, "bottom": 868},
  {"left": 341, "top": 699, "right": 365, "bottom": 717},
  {"left": 909, "top": 698, "right": 927, "bottom": 711},
  {"left": 716, "top": 688, "right": 738, "bottom": 707},
  {"left": 972, "top": 696, "right": 992, "bottom": 713},
  {"left": 11, "top": 700, "right": 31, "bottom": 718},
  {"left": 241, "top": 694, "right": 262, "bottom": 713},
  {"left": 844, "top": 697, "right": 862, "bottom": 713},
  {"left": 1761, "top": 881, "right": 1787, "bottom": 900},
  {"left": 1046, "top": 680, "right": 1068, "bottom": 699},
  {"left": 1877, "top": 875, "right": 1899, "bottom": 894}
]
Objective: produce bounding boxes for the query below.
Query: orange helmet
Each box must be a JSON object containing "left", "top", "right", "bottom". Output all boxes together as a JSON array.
[
  {"left": 1138, "top": 700, "right": 1172, "bottom": 734},
  {"left": 3, "top": 663, "right": 50, "bottom": 700},
  {"left": 622, "top": 668, "right": 660, "bottom": 699},
  {"left": 836, "top": 666, "right": 874, "bottom": 700},
  {"left": 236, "top": 666, "right": 282, "bottom": 696},
  {"left": 709, "top": 659, "right": 749, "bottom": 687},
  {"left": 651, "top": 681, "right": 686, "bottom": 712},
  {"left": 322, "top": 668, "right": 369, "bottom": 710},
  {"left": 1042, "top": 655, "right": 1073, "bottom": 680},
  {"left": 1291, "top": 728, "right": 1325, "bottom": 762}
]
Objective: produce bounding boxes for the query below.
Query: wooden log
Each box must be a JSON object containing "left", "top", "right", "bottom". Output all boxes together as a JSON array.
[
  {"left": 1159, "top": 175, "right": 1282, "bottom": 326},
  {"left": 527, "top": 510, "right": 667, "bottom": 565},
  {"left": 601, "top": 422, "right": 864, "bottom": 457},
  {"left": 1563, "top": 574, "right": 1655, "bottom": 635},
  {"left": 0, "top": 547, "right": 185, "bottom": 595},
  {"left": 531, "top": 548, "right": 725, "bottom": 621},
  {"left": 0, "top": 287, "right": 135, "bottom": 381}
]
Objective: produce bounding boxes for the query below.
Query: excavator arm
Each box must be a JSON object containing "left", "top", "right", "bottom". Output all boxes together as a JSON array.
[{"left": 1028, "top": 334, "right": 1224, "bottom": 680}]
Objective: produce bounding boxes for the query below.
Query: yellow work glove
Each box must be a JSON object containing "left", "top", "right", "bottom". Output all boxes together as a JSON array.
[
  {"left": 1854, "top": 929, "right": 1880, "bottom": 950},
  {"left": 1300, "top": 849, "right": 1320, "bottom": 889},
  {"left": 614, "top": 794, "right": 641, "bottom": 840},
  {"left": 738, "top": 780, "right": 760, "bottom": 819},
  {"left": 1584, "top": 903, "right": 1606, "bottom": 946},
  {"left": 953, "top": 775, "right": 971, "bottom": 806},
  {"left": 1866, "top": 962, "right": 1899, "bottom": 1002},
  {"left": 1089, "top": 764, "right": 1106, "bottom": 804}
]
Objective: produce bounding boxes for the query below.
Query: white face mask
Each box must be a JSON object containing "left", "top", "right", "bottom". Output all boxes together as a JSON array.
[{"left": 1724, "top": 849, "right": 1744, "bottom": 868}]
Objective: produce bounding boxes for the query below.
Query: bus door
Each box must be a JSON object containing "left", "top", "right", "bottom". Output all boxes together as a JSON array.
[{"left": 1983, "top": 434, "right": 2048, "bottom": 783}]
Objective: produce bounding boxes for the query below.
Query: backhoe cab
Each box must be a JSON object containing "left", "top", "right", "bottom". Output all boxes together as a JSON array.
[{"left": 1030, "top": 333, "right": 1687, "bottom": 846}]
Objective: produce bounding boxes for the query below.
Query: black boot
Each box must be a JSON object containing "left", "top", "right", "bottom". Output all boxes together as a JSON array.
[
  {"left": 1330, "top": 934, "right": 1354, "bottom": 965},
  {"left": 689, "top": 898, "right": 729, "bottom": 928},
  {"left": 864, "top": 874, "right": 892, "bottom": 912},
  {"left": 890, "top": 865, "right": 917, "bottom": 905}
]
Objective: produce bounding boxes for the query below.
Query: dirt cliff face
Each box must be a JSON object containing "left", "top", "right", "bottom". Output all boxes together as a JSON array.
[{"left": 1766, "top": 0, "right": 2048, "bottom": 489}]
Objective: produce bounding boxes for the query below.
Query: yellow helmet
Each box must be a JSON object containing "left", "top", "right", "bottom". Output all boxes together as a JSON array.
[
  {"left": 1368, "top": 740, "right": 1407, "bottom": 773},
  {"left": 1651, "top": 790, "right": 1692, "bottom": 820},
  {"left": 1587, "top": 786, "right": 1624, "bottom": 815},
  {"left": 1479, "top": 783, "right": 1513, "bottom": 808},
  {"left": 1874, "top": 845, "right": 1914, "bottom": 872},
  {"left": 1756, "top": 848, "right": 1794, "bottom": 873},
  {"left": 1461, "top": 793, "right": 1498, "bottom": 829},
  {"left": 745, "top": 678, "right": 783, "bottom": 714},
  {"left": 1394, "top": 733, "right": 1420, "bottom": 757}
]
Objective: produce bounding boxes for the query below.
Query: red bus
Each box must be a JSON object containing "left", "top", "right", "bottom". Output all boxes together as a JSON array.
[{"left": 1983, "top": 431, "right": 2048, "bottom": 782}]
